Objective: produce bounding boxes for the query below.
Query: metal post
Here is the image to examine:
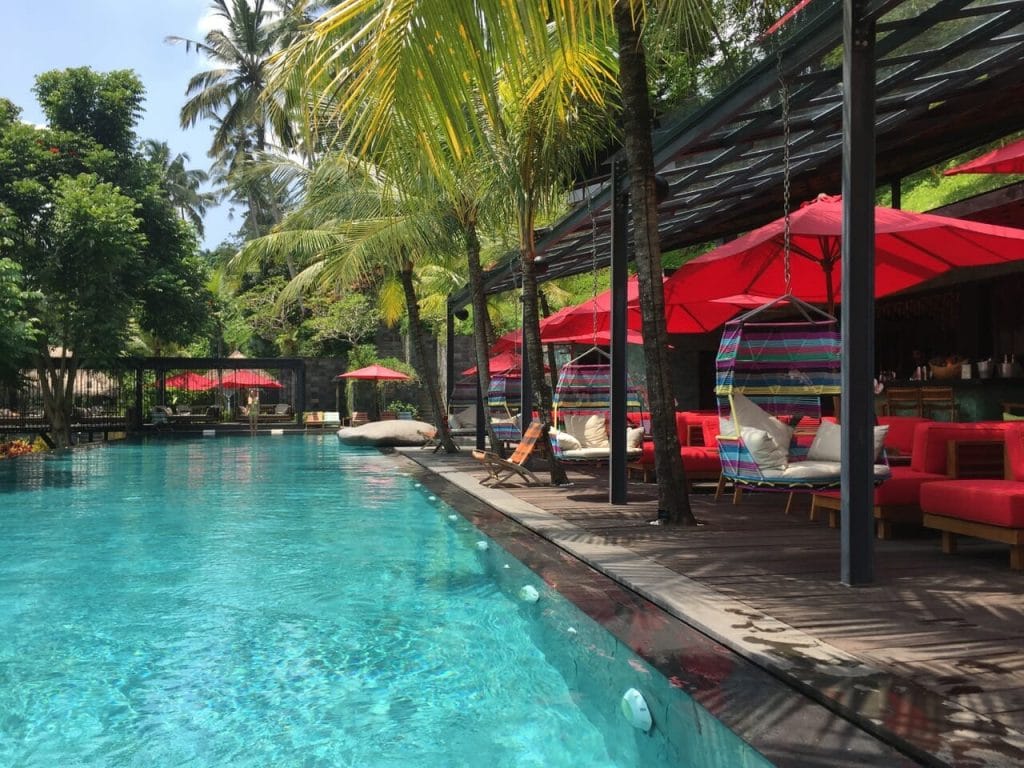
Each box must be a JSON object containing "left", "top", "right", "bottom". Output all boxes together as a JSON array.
[
  {"left": 609, "top": 158, "right": 629, "bottom": 504},
  {"left": 890, "top": 177, "right": 901, "bottom": 210},
  {"left": 841, "top": 0, "right": 877, "bottom": 586}
]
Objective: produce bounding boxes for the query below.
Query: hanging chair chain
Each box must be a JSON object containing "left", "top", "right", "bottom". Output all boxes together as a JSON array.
[
  {"left": 587, "top": 183, "right": 599, "bottom": 343},
  {"left": 777, "top": 48, "right": 793, "bottom": 296}
]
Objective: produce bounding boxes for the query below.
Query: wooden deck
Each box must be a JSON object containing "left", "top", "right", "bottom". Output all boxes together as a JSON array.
[{"left": 402, "top": 448, "right": 1024, "bottom": 767}]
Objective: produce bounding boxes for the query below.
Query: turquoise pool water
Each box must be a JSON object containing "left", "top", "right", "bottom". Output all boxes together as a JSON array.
[{"left": 0, "top": 437, "right": 772, "bottom": 767}]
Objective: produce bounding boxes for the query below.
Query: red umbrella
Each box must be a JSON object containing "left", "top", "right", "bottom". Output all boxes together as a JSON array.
[
  {"left": 944, "top": 137, "right": 1024, "bottom": 176},
  {"left": 461, "top": 352, "right": 549, "bottom": 377},
  {"left": 336, "top": 364, "right": 411, "bottom": 382},
  {"left": 663, "top": 193, "right": 1024, "bottom": 311},
  {"left": 162, "top": 371, "right": 217, "bottom": 391},
  {"left": 543, "top": 275, "right": 739, "bottom": 338},
  {"left": 220, "top": 370, "right": 283, "bottom": 389}
]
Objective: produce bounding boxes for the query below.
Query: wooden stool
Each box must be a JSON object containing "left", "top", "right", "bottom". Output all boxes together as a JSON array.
[
  {"left": 883, "top": 387, "right": 922, "bottom": 417},
  {"left": 920, "top": 386, "right": 956, "bottom": 421}
]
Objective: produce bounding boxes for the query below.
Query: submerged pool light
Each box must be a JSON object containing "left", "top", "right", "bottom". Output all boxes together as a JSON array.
[
  {"left": 476, "top": 541, "right": 489, "bottom": 551},
  {"left": 620, "top": 688, "right": 653, "bottom": 732},
  {"left": 518, "top": 585, "right": 540, "bottom": 603}
]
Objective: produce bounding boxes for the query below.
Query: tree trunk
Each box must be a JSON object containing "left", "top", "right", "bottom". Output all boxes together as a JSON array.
[
  {"left": 520, "top": 213, "right": 569, "bottom": 486},
  {"left": 462, "top": 215, "right": 502, "bottom": 452},
  {"left": 399, "top": 261, "right": 458, "bottom": 453},
  {"left": 36, "top": 350, "right": 76, "bottom": 450},
  {"left": 614, "top": 3, "right": 696, "bottom": 525}
]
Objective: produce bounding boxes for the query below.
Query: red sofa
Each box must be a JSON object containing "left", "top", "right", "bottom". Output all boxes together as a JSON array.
[
  {"left": 920, "top": 423, "right": 1024, "bottom": 570},
  {"left": 633, "top": 412, "right": 721, "bottom": 488},
  {"left": 810, "top": 420, "right": 1008, "bottom": 539}
]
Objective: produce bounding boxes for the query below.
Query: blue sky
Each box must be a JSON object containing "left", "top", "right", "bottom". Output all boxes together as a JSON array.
[{"left": 3, "top": 0, "right": 234, "bottom": 249}]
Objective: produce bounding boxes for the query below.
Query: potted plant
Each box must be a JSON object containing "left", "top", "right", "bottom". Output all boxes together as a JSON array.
[{"left": 385, "top": 400, "right": 419, "bottom": 420}]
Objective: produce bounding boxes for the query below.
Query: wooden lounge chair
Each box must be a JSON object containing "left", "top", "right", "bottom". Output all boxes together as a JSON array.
[{"left": 472, "top": 420, "right": 544, "bottom": 487}]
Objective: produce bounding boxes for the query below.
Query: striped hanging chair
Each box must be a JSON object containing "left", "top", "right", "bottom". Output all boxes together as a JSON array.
[{"left": 715, "top": 295, "right": 850, "bottom": 491}]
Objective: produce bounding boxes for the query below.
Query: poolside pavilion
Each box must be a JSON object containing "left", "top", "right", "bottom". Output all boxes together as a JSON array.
[{"left": 445, "top": 0, "right": 1024, "bottom": 586}]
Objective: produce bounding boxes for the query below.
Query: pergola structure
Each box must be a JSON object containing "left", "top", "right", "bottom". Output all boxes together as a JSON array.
[
  {"left": 450, "top": 0, "right": 1024, "bottom": 300},
  {"left": 447, "top": 0, "right": 1024, "bottom": 585}
]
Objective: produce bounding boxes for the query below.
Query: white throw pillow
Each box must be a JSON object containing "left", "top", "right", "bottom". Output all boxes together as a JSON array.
[
  {"left": 807, "top": 421, "right": 891, "bottom": 462},
  {"left": 807, "top": 420, "right": 842, "bottom": 462},
  {"left": 583, "top": 413, "right": 609, "bottom": 449},
  {"left": 552, "top": 429, "right": 582, "bottom": 452},
  {"left": 719, "top": 416, "right": 736, "bottom": 436},
  {"left": 563, "top": 414, "right": 590, "bottom": 444},
  {"left": 740, "top": 426, "right": 788, "bottom": 470},
  {"left": 626, "top": 426, "right": 645, "bottom": 449},
  {"left": 731, "top": 392, "right": 793, "bottom": 453}
]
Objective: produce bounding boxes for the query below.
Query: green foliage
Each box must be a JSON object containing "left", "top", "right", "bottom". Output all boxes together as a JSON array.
[
  {"left": 0, "top": 67, "right": 213, "bottom": 374},
  {"left": 0, "top": 258, "right": 38, "bottom": 383},
  {"left": 384, "top": 399, "right": 419, "bottom": 418},
  {"left": 33, "top": 67, "right": 144, "bottom": 155}
]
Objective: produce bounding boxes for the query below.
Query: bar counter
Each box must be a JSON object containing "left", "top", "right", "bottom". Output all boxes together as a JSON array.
[{"left": 878, "top": 376, "right": 1024, "bottom": 421}]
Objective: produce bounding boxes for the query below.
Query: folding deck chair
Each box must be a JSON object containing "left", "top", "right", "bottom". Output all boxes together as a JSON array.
[{"left": 472, "top": 420, "right": 544, "bottom": 487}]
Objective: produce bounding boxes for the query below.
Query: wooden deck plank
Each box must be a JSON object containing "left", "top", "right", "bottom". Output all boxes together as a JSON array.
[{"left": 423, "top": 452, "right": 1024, "bottom": 752}]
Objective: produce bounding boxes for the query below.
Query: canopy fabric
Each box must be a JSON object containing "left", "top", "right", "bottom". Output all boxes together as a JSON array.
[
  {"left": 461, "top": 352, "right": 549, "bottom": 378},
  {"left": 162, "top": 371, "right": 216, "bottom": 391},
  {"left": 664, "top": 193, "right": 1024, "bottom": 308},
  {"left": 219, "top": 370, "right": 283, "bottom": 389},
  {"left": 944, "top": 137, "right": 1024, "bottom": 176},
  {"left": 336, "top": 364, "right": 411, "bottom": 382}
]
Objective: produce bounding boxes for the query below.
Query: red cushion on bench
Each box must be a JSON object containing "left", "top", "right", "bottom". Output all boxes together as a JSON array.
[
  {"left": 910, "top": 422, "right": 1009, "bottom": 475},
  {"left": 681, "top": 446, "right": 721, "bottom": 473},
  {"left": 877, "top": 415, "right": 931, "bottom": 458},
  {"left": 920, "top": 480, "right": 1024, "bottom": 528},
  {"left": 816, "top": 465, "right": 947, "bottom": 506}
]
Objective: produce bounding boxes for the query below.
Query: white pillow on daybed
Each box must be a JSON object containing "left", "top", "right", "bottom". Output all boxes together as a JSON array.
[
  {"left": 551, "top": 429, "right": 583, "bottom": 452},
  {"left": 807, "top": 420, "right": 890, "bottom": 462},
  {"left": 740, "top": 426, "right": 789, "bottom": 470},
  {"left": 731, "top": 392, "right": 794, "bottom": 452}
]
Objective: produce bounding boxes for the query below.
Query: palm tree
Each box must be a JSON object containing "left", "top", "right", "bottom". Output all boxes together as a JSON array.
[
  {"left": 167, "top": 0, "right": 293, "bottom": 156},
  {"left": 141, "top": 140, "right": 215, "bottom": 237},
  {"left": 271, "top": 2, "right": 618, "bottom": 481},
  {"left": 233, "top": 152, "right": 462, "bottom": 452}
]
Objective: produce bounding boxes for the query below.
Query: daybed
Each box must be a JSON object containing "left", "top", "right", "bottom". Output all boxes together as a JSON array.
[
  {"left": 810, "top": 419, "right": 1009, "bottom": 539},
  {"left": 920, "top": 423, "right": 1024, "bottom": 569},
  {"left": 630, "top": 412, "right": 722, "bottom": 488}
]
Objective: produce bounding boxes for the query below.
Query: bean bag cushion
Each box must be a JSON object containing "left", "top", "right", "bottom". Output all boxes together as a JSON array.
[
  {"left": 920, "top": 480, "right": 1024, "bottom": 528},
  {"left": 337, "top": 419, "right": 436, "bottom": 447}
]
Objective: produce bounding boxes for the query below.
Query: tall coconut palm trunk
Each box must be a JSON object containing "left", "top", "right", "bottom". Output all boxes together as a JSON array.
[
  {"left": 614, "top": 3, "right": 696, "bottom": 525},
  {"left": 520, "top": 223, "right": 569, "bottom": 486},
  {"left": 399, "top": 262, "right": 458, "bottom": 453},
  {"left": 462, "top": 217, "right": 503, "bottom": 453}
]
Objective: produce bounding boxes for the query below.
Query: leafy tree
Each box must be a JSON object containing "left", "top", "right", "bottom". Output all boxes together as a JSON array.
[
  {"left": 0, "top": 257, "right": 38, "bottom": 384},
  {"left": 0, "top": 69, "right": 212, "bottom": 447}
]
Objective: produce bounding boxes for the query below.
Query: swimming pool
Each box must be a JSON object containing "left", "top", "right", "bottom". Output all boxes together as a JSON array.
[{"left": 0, "top": 437, "right": 773, "bottom": 766}]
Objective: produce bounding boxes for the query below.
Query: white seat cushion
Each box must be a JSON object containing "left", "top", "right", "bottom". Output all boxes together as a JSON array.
[
  {"left": 758, "top": 461, "right": 891, "bottom": 482},
  {"left": 561, "top": 446, "right": 642, "bottom": 460}
]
